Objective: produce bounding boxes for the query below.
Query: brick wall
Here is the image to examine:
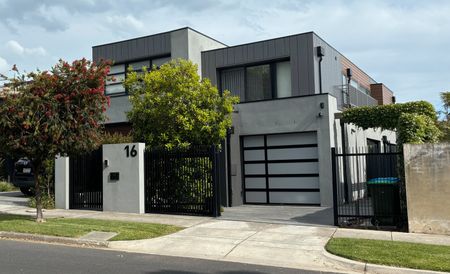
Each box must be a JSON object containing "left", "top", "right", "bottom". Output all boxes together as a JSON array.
[{"left": 370, "top": 83, "right": 394, "bottom": 105}]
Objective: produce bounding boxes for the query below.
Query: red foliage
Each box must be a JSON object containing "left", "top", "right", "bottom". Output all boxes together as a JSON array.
[{"left": 0, "top": 58, "right": 111, "bottom": 160}]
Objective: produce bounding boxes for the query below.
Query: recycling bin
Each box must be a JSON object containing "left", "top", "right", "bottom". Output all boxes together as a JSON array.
[{"left": 367, "top": 177, "right": 400, "bottom": 226}]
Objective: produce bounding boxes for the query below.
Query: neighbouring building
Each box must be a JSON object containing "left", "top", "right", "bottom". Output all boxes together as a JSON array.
[{"left": 92, "top": 27, "right": 396, "bottom": 212}]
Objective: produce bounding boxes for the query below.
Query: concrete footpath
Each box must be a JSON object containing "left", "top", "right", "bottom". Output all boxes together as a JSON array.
[{"left": 1, "top": 204, "right": 450, "bottom": 273}]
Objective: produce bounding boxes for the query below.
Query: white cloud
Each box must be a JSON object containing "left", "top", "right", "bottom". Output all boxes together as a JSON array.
[
  {"left": 106, "top": 15, "right": 144, "bottom": 33},
  {"left": 6, "top": 40, "right": 47, "bottom": 56},
  {"left": 0, "top": 56, "right": 9, "bottom": 74}
]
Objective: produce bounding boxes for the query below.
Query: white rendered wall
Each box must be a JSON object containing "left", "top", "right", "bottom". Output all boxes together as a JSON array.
[
  {"left": 54, "top": 156, "right": 70, "bottom": 209},
  {"left": 102, "top": 143, "right": 145, "bottom": 214}
]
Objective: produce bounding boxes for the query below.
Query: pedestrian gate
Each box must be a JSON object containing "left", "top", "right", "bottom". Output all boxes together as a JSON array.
[
  {"left": 332, "top": 147, "right": 405, "bottom": 229},
  {"left": 69, "top": 148, "right": 103, "bottom": 210}
]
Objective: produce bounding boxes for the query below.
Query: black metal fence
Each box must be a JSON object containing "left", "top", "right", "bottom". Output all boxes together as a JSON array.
[
  {"left": 144, "top": 146, "right": 222, "bottom": 217},
  {"left": 69, "top": 148, "right": 103, "bottom": 210},
  {"left": 332, "top": 147, "right": 404, "bottom": 229}
]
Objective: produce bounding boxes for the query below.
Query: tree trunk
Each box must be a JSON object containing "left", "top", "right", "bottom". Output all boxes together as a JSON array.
[{"left": 32, "top": 160, "right": 44, "bottom": 223}]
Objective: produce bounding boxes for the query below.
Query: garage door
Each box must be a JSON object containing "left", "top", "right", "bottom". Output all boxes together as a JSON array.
[{"left": 242, "top": 132, "right": 320, "bottom": 205}]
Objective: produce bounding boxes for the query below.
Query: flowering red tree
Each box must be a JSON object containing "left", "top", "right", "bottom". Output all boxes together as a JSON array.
[{"left": 0, "top": 59, "right": 110, "bottom": 222}]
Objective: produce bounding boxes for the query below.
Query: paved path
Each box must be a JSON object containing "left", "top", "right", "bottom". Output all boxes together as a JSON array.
[
  {"left": 0, "top": 196, "right": 209, "bottom": 227},
  {"left": 1, "top": 239, "right": 334, "bottom": 274}
]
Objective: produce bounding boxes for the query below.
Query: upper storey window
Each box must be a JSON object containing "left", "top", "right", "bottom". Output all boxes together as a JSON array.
[
  {"left": 106, "top": 64, "right": 126, "bottom": 95},
  {"left": 220, "top": 60, "right": 291, "bottom": 102},
  {"left": 105, "top": 56, "right": 171, "bottom": 96},
  {"left": 246, "top": 64, "right": 271, "bottom": 101}
]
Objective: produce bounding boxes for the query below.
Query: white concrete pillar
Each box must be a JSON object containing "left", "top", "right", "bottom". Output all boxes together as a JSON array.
[
  {"left": 102, "top": 143, "right": 145, "bottom": 214},
  {"left": 55, "top": 156, "right": 70, "bottom": 209}
]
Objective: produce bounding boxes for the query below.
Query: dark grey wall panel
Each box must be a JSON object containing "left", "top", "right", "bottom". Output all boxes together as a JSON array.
[
  {"left": 202, "top": 32, "right": 315, "bottom": 98},
  {"left": 93, "top": 32, "right": 171, "bottom": 63}
]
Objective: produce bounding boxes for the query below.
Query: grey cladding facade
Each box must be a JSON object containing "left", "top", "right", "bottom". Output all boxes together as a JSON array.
[
  {"left": 202, "top": 32, "right": 316, "bottom": 99},
  {"left": 93, "top": 32, "right": 171, "bottom": 64}
]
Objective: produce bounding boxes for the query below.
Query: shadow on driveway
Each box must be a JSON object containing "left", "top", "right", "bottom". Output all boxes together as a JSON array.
[
  {"left": 0, "top": 191, "right": 29, "bottom": 206},
  {"left": 220, "top": 205, "right": 334, "bottom": 226}
]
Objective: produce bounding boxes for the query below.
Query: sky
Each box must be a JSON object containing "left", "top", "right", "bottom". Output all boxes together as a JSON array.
[{"left": 0, "top": 0, "right": 448, "bottom": 110}]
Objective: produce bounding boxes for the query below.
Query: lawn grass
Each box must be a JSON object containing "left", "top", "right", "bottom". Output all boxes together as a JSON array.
[
  {"left": 0, "top": 214, "right": 182, "bottom": 241},
  {"left": 326, "top": 237, "right": 450, "bottom": 272}
]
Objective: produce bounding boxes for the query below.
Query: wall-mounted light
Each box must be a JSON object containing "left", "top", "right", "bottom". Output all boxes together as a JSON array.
[
  {"left": 346, "top": 68, "right": 352, "bottom": 80},
  {"left": 316, "top": 46, "right": 326, "bottom": 57},
  {"left": 320, "top": 102, "right": 325, "bottom": 109},
  {"left": 317, "top": 46, "right": 325, "bottom": 94}
]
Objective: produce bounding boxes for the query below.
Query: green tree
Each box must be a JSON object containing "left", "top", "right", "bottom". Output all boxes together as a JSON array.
[
  {"left": 0, "top": 59, "right": 110, "bottom": 222},
  {"left": 125, "top": 59, "right": 239, "bottom": 148},
  {"left": 438, "top": 91, "right": 450, "bottom": 141}
]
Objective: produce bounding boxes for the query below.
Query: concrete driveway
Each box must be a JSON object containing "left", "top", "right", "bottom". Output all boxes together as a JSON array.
[
  {"left": 109, "top": 220, "right": 352, "bottom": 273},
  {"left": 0, "top": 191, "right": 28, "bottom": 209},
  {"left": 220, "top": 205, "right": 334, "bottom": 226}
]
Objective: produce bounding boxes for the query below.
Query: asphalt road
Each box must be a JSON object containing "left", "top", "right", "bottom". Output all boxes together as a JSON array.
[{"left": 0, "top": 239, "right": 339, "bottom": 274}]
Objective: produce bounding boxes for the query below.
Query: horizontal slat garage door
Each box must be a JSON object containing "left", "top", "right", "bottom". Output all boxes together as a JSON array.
[{"left": 243, "top": 132, "right": 320, "bottom": 205}]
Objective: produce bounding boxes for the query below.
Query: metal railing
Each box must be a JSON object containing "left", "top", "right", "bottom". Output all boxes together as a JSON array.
[{"left": 340, "top": 85, "right": 378, "bottom": 108}]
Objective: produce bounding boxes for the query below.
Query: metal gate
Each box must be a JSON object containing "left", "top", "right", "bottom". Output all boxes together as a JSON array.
[
  {"left": 332, "top": 147, "right": 404, "bottom": 229},
  {"left": 144, "top": 146, "right": 221, "bottom": 216},
  {"left": 69, "top": 148, "right": 103, "bottom": 210}
]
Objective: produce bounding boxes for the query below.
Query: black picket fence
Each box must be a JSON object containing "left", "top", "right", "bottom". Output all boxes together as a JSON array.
[
  {"left": 332, "top": 147, "right": 404, "bottom": 230},
  {"left": 144, "top": 146, "right": 222, "bottom": 217},
  {"left": 69, "top": 148, "right": 103, "bottom": 210}
]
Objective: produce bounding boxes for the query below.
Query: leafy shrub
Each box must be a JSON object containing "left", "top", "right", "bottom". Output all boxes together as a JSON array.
[
  {"left": 40, "top": 158, "right": 55, "bottom": 196},
  {"left": 342, "top": 101, "right": 441, "bottom": 144},
  {"left": 0, "top": 181, "right": 16, "bottom": 192},
  {"left": 100, "top": 132, "right": 133, "bottom": 145},
  {"left": 28, "top": 193, "right": 55, "bottom": 209}
]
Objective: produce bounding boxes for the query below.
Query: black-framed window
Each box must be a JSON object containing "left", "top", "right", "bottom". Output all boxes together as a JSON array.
[
  {"left": 367, "top": 138, "right": 381, "bottom": 153},
  {"left": 105, "top": 56, "right": 171, "bottom": 96},
  {"left": 220, "top": 60, "right": 291, "bottom": 102},
  {"left": 246, "top": 64, "right": 271, "bottom": 101}
]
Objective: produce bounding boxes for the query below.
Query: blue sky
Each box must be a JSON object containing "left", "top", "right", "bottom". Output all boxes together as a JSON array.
[{"left": 0, "top": 0, "right": 448, "bottom": 110}]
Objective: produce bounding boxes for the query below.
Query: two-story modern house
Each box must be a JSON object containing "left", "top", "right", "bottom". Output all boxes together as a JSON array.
[{"left": 92, "top": 27, "right": 396, "bottom": 212}]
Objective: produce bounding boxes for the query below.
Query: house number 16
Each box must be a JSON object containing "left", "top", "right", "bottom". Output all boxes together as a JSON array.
[{"left": 124, "top": 145, "right": 137, "bottom": 158}]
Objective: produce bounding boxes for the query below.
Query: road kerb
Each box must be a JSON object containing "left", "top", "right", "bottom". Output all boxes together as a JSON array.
[{"left": 0, "top": 231, "right": 109, "bottom": 248}]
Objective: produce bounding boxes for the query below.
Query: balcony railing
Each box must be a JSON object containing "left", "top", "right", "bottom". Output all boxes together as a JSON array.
[{"left": 339, "top": 84, "right": 378, "bottom": 108}]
